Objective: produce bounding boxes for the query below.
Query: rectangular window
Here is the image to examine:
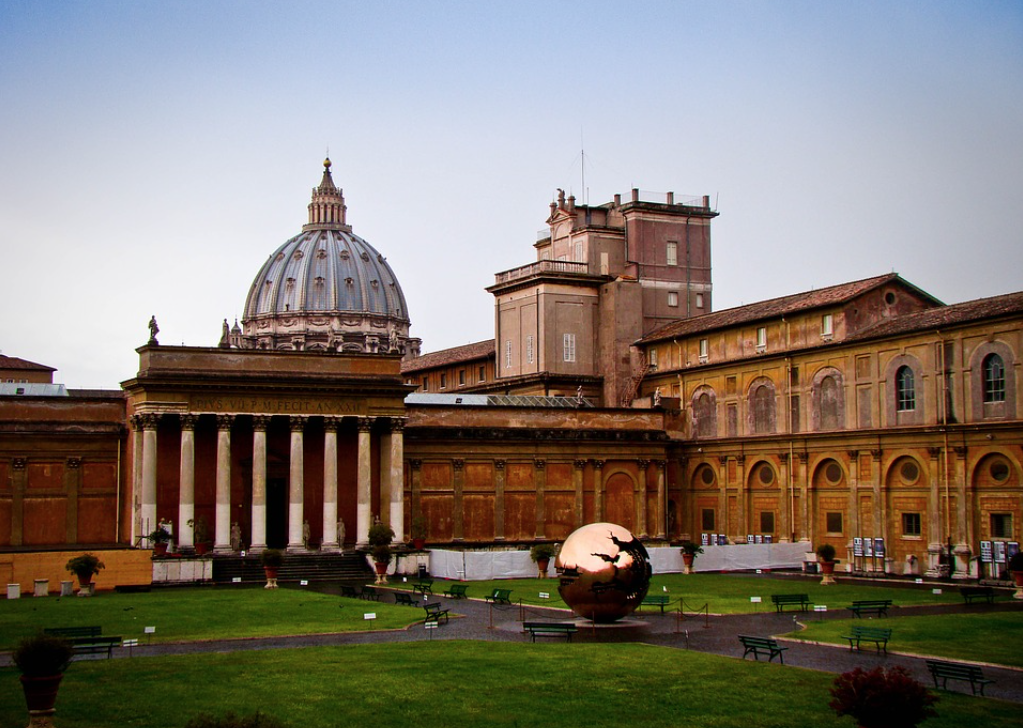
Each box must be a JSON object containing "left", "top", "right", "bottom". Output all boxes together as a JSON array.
[
  {"left": 822, "top": 313, "right": 833, "bottom": 338},
  {"left": 526, "top": 335, "right": 534, "bottom": 364},
  {"left": 826, "top": 512, "right": 843, "bottom": 534},
  {"left": 991, "top": 513, "right": 1012, "bottom": 539},
  {"left": 505, "top": 340, "right": 512, "bottom": 368},
  {"left": 756, "top": 326, "right": 767, "bottom": 352},
  {"left": 701, "top": 508, "right": 715, "bottom": 531},
  {"left": 668, "top": 291, "right": 679, "bottom": 307},
  {"left": 696, "top": 292, "right": 704, "bottom": 309},
  {"left": 458, "top": 369, "right": 465, "bottom": 386},
  {"left": 790, "top": 395, "right": 800, "bottom": 433},
  {"left": 440, "top": 373, "right": 447, "bottom": 390},
  {"left": 478, "top": 365, "right": 486, "bottom": 382},
  {"left": 666, "top": 241, "right": 678, "bottom": 266},
  {"left": 648, "top": 348, "right": 658, "bottom": 368},
  {"left": 421, "top": 376, "right": 429, "bottom": 392},
  {"left": 574, "top": 241, "right": 584, "bottom": 262},
  {"left": 699, "top": 338, "right": 708, "bottom": 362},
  {"left": 759, "top": 512, "right": 775, "bottom": 534},
  {"left": 902, "top": 512, "right": 922, "bottom": 537},
  {"left": 563, "top": 333, "right": 576, "bottom": 362}
]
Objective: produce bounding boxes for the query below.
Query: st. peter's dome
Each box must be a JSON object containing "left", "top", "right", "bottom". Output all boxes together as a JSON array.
[{"left": 236, "top": 159, "right": 419, "bottom": 357}]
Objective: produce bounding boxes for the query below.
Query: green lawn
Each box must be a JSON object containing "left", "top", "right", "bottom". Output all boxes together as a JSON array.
[
  {"left": 1, "top": 641, "right": 1017, "bottom": 728},
  {"left": 406, "top": 573, "right": 972, "bottom": 613},
  {"left": 784, "top": 612, "right": 1023, "bottom": 667},
  {"left": 0, "top": 586, "right": 422, "bottom": 648}
]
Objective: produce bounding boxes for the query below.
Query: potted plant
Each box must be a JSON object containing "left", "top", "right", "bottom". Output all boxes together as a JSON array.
[
  {"left": 13, "top": 633, "right": 74, "bottom": 720},
  {"left": 530, "top": 543, "right": 557, "bottom": 578},
  {"left": 368, "top": 522, "right": 394, "bottom": 584},
  {"left": 65, "top": 553, "right": 104, "bottom": 594},
  {"left": 260, "top": 548, "right": 283, "bottom": 589},
  {"left": 410, "top": 514, "right": 428, "bottom": 551},
  {"left": 188, "top": 516, "right": 212, "bottom": 555},
  {"left": 829, "top": 666, "right": 938, "bottom": 728},
  {"left": 1008, "top": 550, "right": 1023, "bottom": 599},
  {"left": 680, "top": 540, "right": 704, "bottom": 574},
  {"left": 147, "top": 525, "right": 173, "bottom": 555},
  {"left": 817, "top": 543, "right": 838, "bottom": 585}
]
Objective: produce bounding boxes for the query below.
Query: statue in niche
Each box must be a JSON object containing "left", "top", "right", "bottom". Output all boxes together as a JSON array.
[
  {"left": 219, "top": 319, "right": 230, "bottom": 347},
  {"left": 389, "top": 329, "right": 398, "bottom": 352},
  {"left": 653, "top": 388, "right": 662, "bottom": 407},
  {"left": 302, "top": 520, "right": 311, "bottom": 549},
  {"left": 148, "top": 316, "right": 159, "bottom": 344},
  {"left": 336, "top": 518, "right": 345, "bottom": 548},
  {"left": 230, "top": 522, "right": 242, "bottom": 551}
]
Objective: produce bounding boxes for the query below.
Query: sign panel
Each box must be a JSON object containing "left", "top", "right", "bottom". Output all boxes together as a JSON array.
[
  {"left": 853, "top": 538, "right": 864, "bottom": 557},
  {"left": 873, "top": 538, "right": 885, "bottom": 557},
  {"left": 980, "top": 541, "right": 993, "bottom": 563}
]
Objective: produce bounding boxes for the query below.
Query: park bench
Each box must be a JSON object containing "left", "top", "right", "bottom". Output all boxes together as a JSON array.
[
  {"left": 960, "top": 586, "right": 995, "bottom": 605},
  {"left": 738, "top": 635, "right": 788, "bottom": 664},
  {"left": 44, "top": 627, "right": 121, "bottom": 659},
  {"left": 641, "top": 595, "right": 671, "bottom": 614},
  {"left": 770, "top": 594, "right": 811, "bottom": 613},
  {"left": 360, "top": 586, "right": 381, "bottom": 601},
  {"left": 393, "top": 591, "right": 419, "bottom": 607},
  {"left": 340, "top": 585, "right": 360, "bottom": 599},
  {"left": 412, "top": 579, "right": 433, "bottom": 597},
  {"left": 841, "top": 625, "right": 892, "bottom": 654},
  {"left": 847, "top": 599, "right": 892, "bottom": 618},
  {"left": 423, "top": 602, "right": 449, "bottom": 624},
  {"left": 925, "top": 660, "right": 994, "bottom": 696},
  {"left": 443, "top": 583, "right": 468, "bottom": 599},
  {"left": 485, "top": 588, "right": 513, "bottom": 605},
  {"left": 523, "top": 621, "right": 578, "bottom": 642}
]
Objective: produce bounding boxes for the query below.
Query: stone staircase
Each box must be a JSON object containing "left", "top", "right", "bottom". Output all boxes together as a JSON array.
[{"left": 211, "top": 551, "right": 373, "bottom": 585}]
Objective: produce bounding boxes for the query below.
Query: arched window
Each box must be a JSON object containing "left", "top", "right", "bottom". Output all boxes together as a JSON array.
[
  {"left": 819, "top": 375, "right": 841, "bottom": 430},
  {"left": 896, "top": 366, "right": 915, "bottom": 412},
  {"left": 692, "top": 390, "right": 717, "bottom": 438},
  {"left": 752, "top": 384, "right": 776, "bottom": 434},
  {"left": 983, "top": 354, "right": 1006, "bottom": 403}
]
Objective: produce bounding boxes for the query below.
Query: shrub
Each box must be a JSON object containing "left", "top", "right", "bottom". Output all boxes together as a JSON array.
[
  {"left": 1008, "top": 550, "right": 1023, "bottom": 573},
  {"left": 13, "top": 633, "right": 74, "bottom": 677},
  {"left": 147, "top": 526, "right": 173, "bottom": 544},
  {"left": 368, "top": 522, "right": 394, "bottom": 547},
  {"left": 680, "top": 540, "right": 704, "bottom": 556},
  {"left": 184, "top": 711, "right": 288, "bottom": 728},
  {"left": 260, "top": 549, "right": 284, "bottom": 568},
  {"left": 65, "top": 553, "right": 105, "bottom": 579},
  {"left": 529, "top": 543, "right": 557, "bottom": 562},
  {"left": 829, "top": 666, "right": 938, "bottom": 728},
  {"left": 371, "top": 544, "right": 392, "bottom": 564},
  {"left": 816, "top": 543, "right": 837, "bottom": 562}
]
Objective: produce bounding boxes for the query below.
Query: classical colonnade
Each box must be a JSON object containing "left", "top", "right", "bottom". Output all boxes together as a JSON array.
[{"left": 130, "top": 412, "right": 405, "bottom": 552}]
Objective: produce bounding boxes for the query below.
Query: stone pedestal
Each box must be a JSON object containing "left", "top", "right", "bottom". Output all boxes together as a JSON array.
[
  {"left": 60, "top": 581, "right": 74, "bottom": 597},
  {"left": 33, "top": 579, "right": 49, "bottom": 597},
  {"left": 7, "top": 583, "right": 20, "bottom": 599}
]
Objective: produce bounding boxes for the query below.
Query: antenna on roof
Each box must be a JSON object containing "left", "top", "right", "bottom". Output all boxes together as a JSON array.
[{"left": 580, "top": 127, "right": 586, "bottom": 205}]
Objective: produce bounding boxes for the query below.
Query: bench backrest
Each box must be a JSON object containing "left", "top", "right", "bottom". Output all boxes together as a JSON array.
[
  {"left": 492, "top": 589, "right": 512, "bottom": 598},
  {"left": 771, "top": 594, "right": 808, "bottom": 602},
  {"left": 45, "top": 626, "right": 102, "bottom": 638},
  {"left": 927, "top": 660, "right": 983, "bottom": 676},
  {"left": 851, "top": 626, "right": 891, "bottom": 637},
  {"left": 739, "top": 636, "right": 777, "bottom": 646},
  {"left": 852, "top": 600, "right": 891, "bottom": 606}
]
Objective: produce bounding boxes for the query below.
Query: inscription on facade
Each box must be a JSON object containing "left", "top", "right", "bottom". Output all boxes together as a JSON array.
[{"left": 191, "top": 396, "right": 362, "bottom": 416}]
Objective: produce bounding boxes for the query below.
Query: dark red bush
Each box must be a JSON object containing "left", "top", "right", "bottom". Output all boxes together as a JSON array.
[{"left": 829, "top": 666, "right": 938, "bottom": 728}]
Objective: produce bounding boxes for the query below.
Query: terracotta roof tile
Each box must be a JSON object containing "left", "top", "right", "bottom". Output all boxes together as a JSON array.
[
  {"left": 402, "top": 340, "right": 495, "bottom": 374},
  {"left": 849, "top": 290, "right": 1023, "bottom": 341},
  {"left": 0, "top": 355, "right": 56, "bottom": 372}
]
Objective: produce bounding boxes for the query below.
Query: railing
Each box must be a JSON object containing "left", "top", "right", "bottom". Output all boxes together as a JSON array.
[
  {"left": 536, "top": 229, "right": 551, "bottom": 242},
  {"left": 637, "top": 190, "right": 706, "bottom": 207},
  {"left": 493, "top": 259, "right": 590, "bottom": 285}
]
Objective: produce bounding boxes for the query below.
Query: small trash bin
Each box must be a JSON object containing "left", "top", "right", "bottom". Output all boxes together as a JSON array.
[{"left": 418, "top": 564, "right": 428, "bottom": 579}]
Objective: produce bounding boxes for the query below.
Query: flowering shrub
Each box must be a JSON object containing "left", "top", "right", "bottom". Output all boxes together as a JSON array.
[{"left": 829, "top": 666, "right": 937, "bottom": 728}]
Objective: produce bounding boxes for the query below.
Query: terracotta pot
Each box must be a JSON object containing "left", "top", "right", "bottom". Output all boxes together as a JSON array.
[
  {"left": 1012, "top": 571, "right": 1023, "bottom": 600},
  {"left": 263, "top": 566, "right": 279, "bottom": 589},
  {"left": 820, "top": 561, "right": 835, "bottom": 575},
  {"left": 153, "top": 542, "right": 169, "bottom": 556},
  {"left": 682, "top": 553, "right": 695, "bottom": 574},
  {"left": 412, "top": 538, "right": 426, "bottom": 550},
  {"left": 76, "top": 573, "right": 93, "bottom": 589},
  {"left": 537, "top": 558, "right": 550, "bottom": 578},
  {"left": 194, "top": 542, "right": 210, "bottom": 555},
  {"left": 21, "top": 673, "right": 63, "bottom": 712},
  {"left": 374, "top": 561, "right": 389, "bottom": 584}
]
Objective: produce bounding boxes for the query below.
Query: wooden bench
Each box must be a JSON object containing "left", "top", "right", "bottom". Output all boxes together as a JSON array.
[
  {"left": 340, "top": 585, "right": 360, "bottom": 599},
  {"left": 641, "top": 595, "right": 671, "bottom": 614},
  {"left": 770, "top": 594, "right": 811, "bottom": 613},
  {"left": 45, "top": 626, "right": 103, "bottom": 639},
  {"left": 738, "top": 635, "right": 789, "bottom": 663},
  {"left": 847, "top": 599, "right": 892, "bottom": 618},
  {"left": 960, "top": 586, "right": 995, "bottom": 605},
  {"left": 443, "top": 583, "right": 468, "bottom": 599},
  {"left": 925, "top": 660, "right": 994, "bottom": 696},
  {"left": 841, "top": 625, "right": 892, "bottom": 653},
  {"left": 412, "top": 579, "right": 433, "bottom": 597},
  {"left": 44, "top": 628, "right": 120, "bottom": 659},
  {"left": 359, "top": 586, "right": 381, "bottom": 601},
  {"left": 523, "top": 621, "right": 578, "bottom": 642},
  {"left": 393, "top": 591, "right": 419, "bottom": 607},
  {"left": 485, "top": 588, "right": 513, "bottom": 605},
  {"left": 423, "top": 602, "right": 449, "bottom": 624}
]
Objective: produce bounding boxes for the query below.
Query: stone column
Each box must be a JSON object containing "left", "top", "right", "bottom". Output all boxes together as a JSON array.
[
  {"left": 735, "top": 455, "right": 746, "bottom": 542},
  {"left": 655, "top": 460, "right": 666, "bottom": 539},
  {"left": 796, "top": 452, "right": 810, "bottom": 541},
  {"left": 287, "top": 416, "right": 307, "bottom": 552},
  {"left": 494, "top": 460, "right": 506, "bottom": 540},
  {"left": 534, "top": 459, "right": 546, "bottom": 539},
  {"left": 141, "top": 413, "right": 160, "bottom": 545},
  {"left": 11, "top": 458, "right": 27, "bottom": 546},
  {"left": 573, "top": 460, "right": 586, "bottom": 530},
  {"left": 716, "top": 456, "right": 728, "bottom": 539},
  {"left": 388, "top": 418, "right": 405, "bottom": 542},
  {"left": 636, "top": 460, "right": 650, "bottom": 538},
  {"left": 847, "top": 450, "right": 861, "bottom": 554},
  {"left": 954, "top": 446, "right": 970, "bottom": 575},
  {"left": 214, "top": 415, "right": 235, "bottom": 553},
  {"left": 410, "top": 458, "right": 423, "bottom": 529},
  {"left": 453, "top": 459, "right": 465, "bottom": 540},
  {"left": 177, "top": 414, "right": 198, "bottom": 550},
  {"left": 250, "top": 415, "right": 270, "bottom": 551},
  {"left": 321, "top": 417, "right": 340, "bottom": 552},
  {"left": 592, "top": 459, "right": 605, "bottom": 522},
  {"left": 65, "top": 457, "right": 81, "bottom": 545},
  {"left": 778, "top": 452, "right": 790, "bottom": 542},
  {"left": 131, "top": 415, "right": 144, "bottom": 544},
  {"left": 356, "top": 417, "right": 373, "bottom": 546}
]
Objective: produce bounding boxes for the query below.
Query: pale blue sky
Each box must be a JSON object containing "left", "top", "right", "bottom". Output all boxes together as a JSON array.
[{"left": 2, "top": 1, "right": 1021, "bottom": 387}]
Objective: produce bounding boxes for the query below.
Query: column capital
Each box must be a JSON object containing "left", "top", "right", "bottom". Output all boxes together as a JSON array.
[
  {"left": 410, "top": 459, "right": 422, "bottom": 471},
  {"left": 12, "top": 457, "right": 27, "bottom": 470},
  {"left": 591, "top": 459, "right": 605, "bottom": 470},
  {"left": 871, "top": 449, "right": 882, "bottom": 461},
  {"left": 388, "top": 417, "right": 406, "bottom": 433},
  {"left": 795, "top": 451, "right": 808, "bottom": 464},
  {"left": 655, "top": 459, "right": 666, "bottom": 470},
  {"left": 453, "top": 459, "right": 465, "bottom": 471},
  {"left": 716, "top": 455, "right": 728, "bottom": 466},
  {"left": 179, "top": 413, "right": 199, "bottom": 430},
  {"left": 494, "top": 459, "right": 506, "bottom": 471},
  {"left": 130, "top": 414, "right": 144, "bottom": 431},
  {"left": 534, "top": 459, "right": 546, "bottom": 470},
  {"left": 778, "top": 453, "right": 789, "bottom": 465},
  {"left": 637, "top": 459, "right": 651, "bottom": 471},
  {"left": 847, "top": 449, "right": 859, "bottom": 459},
  {"left": 322, "top": 416, "right": 342, "bottom": 432},
  {"left": 216, "top": 414, "right": 236, "bottom": 431},
  {"left": 252, "top": 415, "right": 271, "bottom": 431},
  {"left": 66, "top": 457, "right": 82, "bottom": 469},
  {"left": 927, "top": 446, "right": 942, "bottom": 459},
  {"left": 289, "top": 415, "right": 308, "bottom": 432},
  {"left": 735, "top": 455, "right": 745, "bottom": 465},
  {"left": 954, "top": 446, "right": 967, "bottom": 459},
  {"left": 574, "top": 459, "right": 587, "bottom": 469},
  {"left": 357, "top": 417, "right": 374, "bottom": 433},
  {"left": 139, "top": 413, "right": 160, "bottom": 430}
]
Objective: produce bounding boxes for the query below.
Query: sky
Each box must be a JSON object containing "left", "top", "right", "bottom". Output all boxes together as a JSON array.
[{"left": 1, "top": 1, "right": 1021, "bottom": 388}]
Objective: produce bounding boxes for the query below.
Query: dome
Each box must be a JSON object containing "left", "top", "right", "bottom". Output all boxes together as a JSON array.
[{"left": 237, "top": 159, "right": 420, "bottom": 356}]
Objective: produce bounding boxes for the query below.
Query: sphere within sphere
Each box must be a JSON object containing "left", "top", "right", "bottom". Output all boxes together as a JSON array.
[{"left": 556, "top": 522, "right": 652, "bottom": 623}]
